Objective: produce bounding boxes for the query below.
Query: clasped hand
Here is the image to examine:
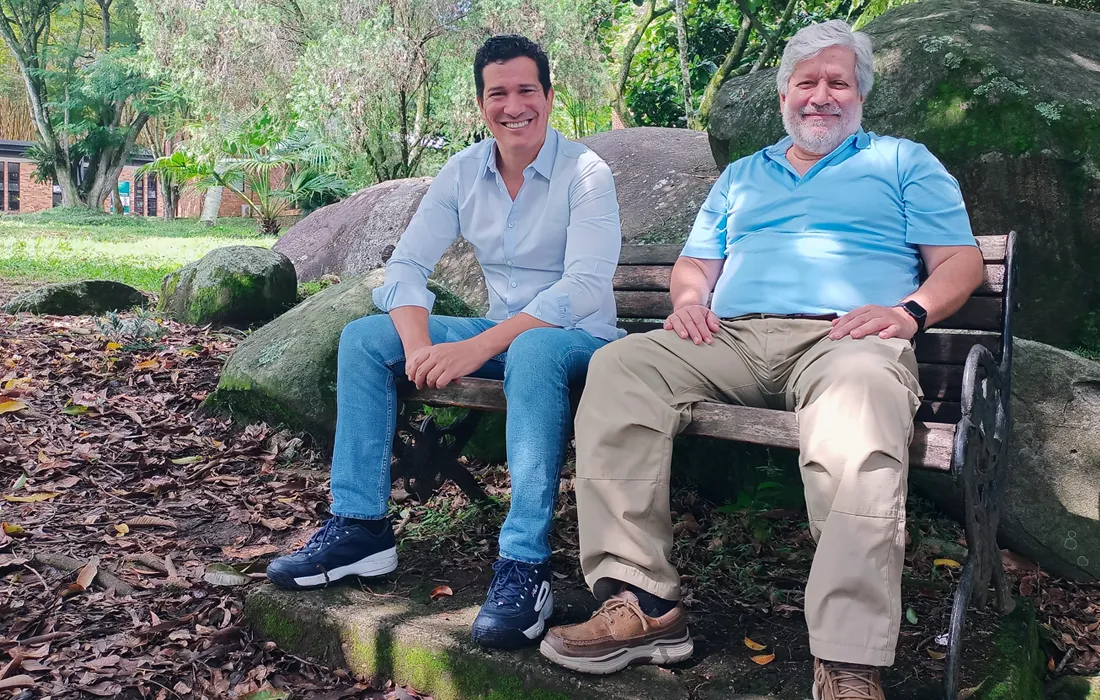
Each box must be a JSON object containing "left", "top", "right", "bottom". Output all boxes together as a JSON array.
[{"left": 406, "top": 340, "right": 490, "bottom": 390}]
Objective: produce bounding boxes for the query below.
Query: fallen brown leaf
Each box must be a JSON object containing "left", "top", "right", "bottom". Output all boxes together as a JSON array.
[{"left": 429, "top": 586, "right": 454, "bottom": 600}]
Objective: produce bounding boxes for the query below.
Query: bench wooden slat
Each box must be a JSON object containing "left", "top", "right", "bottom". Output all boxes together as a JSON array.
[
  {"left": 919, "top": 364, "right": 962, "bottom": 400},
  {"left": 686, "top": 402, "right": 954, "bottom": 470},
  {"left": 617, "top": 235, "right": 1007, "bottom": 266},
  {"left": 613, "top": 264, "right": 1005, "bottom": 296},
  {"left": 404, "top": 378, "right": 955, "bottom": 470},
  {"left": 615, "top": 322, "right": 1001, "bottom": 365},
  {"left": 615, "top": 292, "right": 1005, "bottom": 333},
  {"left": 939, "top": 296, "right": 1003, "bottom": 332}
]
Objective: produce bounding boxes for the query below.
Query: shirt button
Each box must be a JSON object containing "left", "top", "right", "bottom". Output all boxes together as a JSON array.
[
  {"left": 511, "top": 282, "right": 518, "bottom": 288},
  {"left": 508, "top": 222, "right": 515, "bottom": 228},
  {"left": 507, "top": 260, "right": 514, "bottom": 266}
]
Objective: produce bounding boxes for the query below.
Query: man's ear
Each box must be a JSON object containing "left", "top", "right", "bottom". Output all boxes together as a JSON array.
[
  {"left": 547, "top": 87, "right": 555, "bottom": 112},
  {"left": 778, "top": 92, "right": 786, "bottom": 113}
]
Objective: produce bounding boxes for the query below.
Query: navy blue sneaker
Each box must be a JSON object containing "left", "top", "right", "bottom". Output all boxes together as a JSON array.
[
  {"left": 471, "top": 558, "right": 554, "bottom": 649},
  {"left": 266, "top": 516, "right": 397, "bottom": 590}
]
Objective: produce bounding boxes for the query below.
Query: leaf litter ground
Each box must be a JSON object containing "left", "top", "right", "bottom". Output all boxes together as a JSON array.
[{"left": 1, "top": 309, "right": 1098, "bottom": 699}]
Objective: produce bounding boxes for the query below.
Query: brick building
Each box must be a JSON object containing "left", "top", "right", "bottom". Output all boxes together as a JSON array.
[{"left": 0, "top": 139, "right": 255, "bottom": 218}]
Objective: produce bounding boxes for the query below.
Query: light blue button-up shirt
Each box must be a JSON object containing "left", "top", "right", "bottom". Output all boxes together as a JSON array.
[
  {"left": 372, "top": 127, "right": 625, "bottom": 342},
  {"left": 681, "top": 129, "right": 976, "bottom": 318}
]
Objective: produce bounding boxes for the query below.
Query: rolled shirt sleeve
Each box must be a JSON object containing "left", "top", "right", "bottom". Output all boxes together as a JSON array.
[
  {"left": 898, "top": 141, "right": 976, "bottom": 247},
  {"left": 372, "top": 158, "right": 462, "bottom": 312},
  {"left": 680, "top": 164, "right": 733, "bottom": 260},
  {"left": 520, "top": 157, "right": 621, "bottom": 328}
]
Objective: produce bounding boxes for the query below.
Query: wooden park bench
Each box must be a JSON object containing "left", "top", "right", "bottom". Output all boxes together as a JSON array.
[{"left": 393, "top": 233, "right": 1018, "bottom": 700}]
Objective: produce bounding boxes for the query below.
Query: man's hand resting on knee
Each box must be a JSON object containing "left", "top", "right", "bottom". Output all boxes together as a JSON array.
[
  {"left": 829, "top": 304, "right": 919, "bottom": 341},
  {"left": 664, "top": 304, "right": 721, "bottom": 345}
]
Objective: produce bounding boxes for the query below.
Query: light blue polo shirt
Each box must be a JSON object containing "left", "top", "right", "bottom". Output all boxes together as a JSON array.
[{"left": 681, "top": 129, "right": 976, "bottom": 318}]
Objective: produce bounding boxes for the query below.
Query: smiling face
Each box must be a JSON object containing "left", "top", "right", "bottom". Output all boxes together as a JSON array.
[
  {"left": 477, "top": 56, "right": 553, "bottom": 160},
  {"left": 779, "top": 45, "right": 864, "bottom": 155}
]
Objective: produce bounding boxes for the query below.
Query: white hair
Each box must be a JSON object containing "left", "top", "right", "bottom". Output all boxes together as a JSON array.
[{"left": 776, "top": 20, "right": 874, "bottom": 98}]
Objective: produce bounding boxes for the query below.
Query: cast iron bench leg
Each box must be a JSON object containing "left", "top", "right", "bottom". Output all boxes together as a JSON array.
[
  {"left": 943, "top": 346, "right": 1015, "bottom": 700},
  {"left": 391, "top": 405, "right": 489, "bottom": 504}
]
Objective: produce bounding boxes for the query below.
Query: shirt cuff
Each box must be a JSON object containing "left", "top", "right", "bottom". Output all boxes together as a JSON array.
[
  {"left": 372, "top": 281, "right": 437, "bottom": 313},
  {"left": 521, "top": 292, "right": 572, "bottom": 328}
]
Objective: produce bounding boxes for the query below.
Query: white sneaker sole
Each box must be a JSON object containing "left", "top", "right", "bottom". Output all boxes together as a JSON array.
[
  {"left": 523, "top": 590, "right": 554, "bottom": 640},
  {"left": 539, "top": 630, "right": 694, "bottom": 675},
  {"left": 291, "top": 547, "right": 398, "bottom": 587}
]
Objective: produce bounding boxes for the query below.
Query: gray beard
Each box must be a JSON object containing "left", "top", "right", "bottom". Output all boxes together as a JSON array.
[{"left": 782, "top": 104, "right": 862, "bottom": 155}]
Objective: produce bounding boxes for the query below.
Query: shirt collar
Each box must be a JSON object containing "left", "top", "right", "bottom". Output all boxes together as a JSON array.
[
  {"left": 763, "top": 127, "right": 871, "bottom": 162},
  {"left": 482, "top": 126, "right": 558, "bottom": 180}
]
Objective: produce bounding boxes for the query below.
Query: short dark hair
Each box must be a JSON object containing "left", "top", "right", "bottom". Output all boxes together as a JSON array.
[{"left": 474, "top": 34, "right": 551, "bottom": 100}]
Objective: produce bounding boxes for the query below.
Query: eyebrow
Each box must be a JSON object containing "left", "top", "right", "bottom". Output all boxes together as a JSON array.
[{"left": 486, "top": 83, "right": 541, "bottom": 92}]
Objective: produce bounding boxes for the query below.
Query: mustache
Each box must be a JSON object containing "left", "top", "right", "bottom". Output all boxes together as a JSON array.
[{"left": 799, "top": 105, "right": 843, "bottom": 116}]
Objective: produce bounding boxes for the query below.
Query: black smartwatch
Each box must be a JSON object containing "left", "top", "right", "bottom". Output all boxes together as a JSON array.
[{"left": 897, "top": 300, "right": 928, "bottom": 332}]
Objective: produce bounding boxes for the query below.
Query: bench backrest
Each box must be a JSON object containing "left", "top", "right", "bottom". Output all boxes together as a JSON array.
[{"left": 611, "top": 234, "right": 1017, "bottom": 425}]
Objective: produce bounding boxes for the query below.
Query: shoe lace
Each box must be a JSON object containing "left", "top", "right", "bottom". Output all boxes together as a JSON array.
[
  {"left": 596, "top": 594, "right": 651, "bottom": 633},
  {"left": 487, "top": 559, "right": 532, "bottom": 608},
  {"left": 825, "top": 662, "right": 881, "bottom": 700},
  {"left": 301, "top": 517, "right": 342, "bottom": 554}
]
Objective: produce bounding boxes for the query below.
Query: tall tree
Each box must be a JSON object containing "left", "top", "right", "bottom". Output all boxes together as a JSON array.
[{"left": 0, "top": 0, "right": 152, "bottom": 209}]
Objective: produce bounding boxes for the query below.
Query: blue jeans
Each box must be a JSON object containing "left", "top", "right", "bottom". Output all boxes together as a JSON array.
[{"left": 330, "top": 314, "right": 607, "bottom": 564}]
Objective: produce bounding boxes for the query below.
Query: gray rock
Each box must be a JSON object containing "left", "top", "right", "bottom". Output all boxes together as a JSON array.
[
  {"left": 157, "top": 246, "right": 296, "bottom": 326},
  {"left": 914, "top": 340, "right": 1100, "bottom": 581},
  {"left": 207, "top": 270, "right": 477, "bottom": 446},
  {"left": 582, "top": 127, "right": 719, "bottom": 244},
  {"left": 273, "top": 178, "right": 489, "bottom": 313},
  {"left": 273, "top": 127, "right": 721, "bottom": 309},
  {"left": 707, "top": 0, "right": 1100, "bottom": 348},
  {"left": 3, "top": 280, "right": 147, "bottom": 316}
]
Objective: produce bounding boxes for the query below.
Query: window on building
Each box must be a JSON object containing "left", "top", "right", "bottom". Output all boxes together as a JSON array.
[
  {"left": 134, "top": 174, "right": 144, "bottom": 215},
  {"left": 7, "top": 162, "right": 19, "bottom": 211},
  {"left": 0, "top": 161, "right": 5, "bottom": 211},
  {"left": 147, "top": 174, "right": 157, "bottom": 217},
  {"left": 52, "top": 177, "right": 62, "bottom": 207}
]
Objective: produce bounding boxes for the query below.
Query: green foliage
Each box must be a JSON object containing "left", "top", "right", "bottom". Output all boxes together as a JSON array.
[
  {"left": 0, "top": 0, "right": 158, "bottom": 208},
  {"left": 139, "top": 115, "right": 349, "bottom": 234}
]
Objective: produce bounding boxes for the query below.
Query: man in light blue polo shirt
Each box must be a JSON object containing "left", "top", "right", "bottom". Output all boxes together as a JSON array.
[
  {"left": 543, "top": 20, "right": 983, "bottom": 699},
  {"left": 267, "top": 35, "right": 623, "bottom": 650}
]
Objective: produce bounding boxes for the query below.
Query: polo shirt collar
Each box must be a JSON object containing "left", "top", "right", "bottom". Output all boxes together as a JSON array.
[
  {"left": 483, "top": 126, "right": 558, "bottom": 180},
  {"left": 763, "top": 127, "right": 871, "bottom": 162}
]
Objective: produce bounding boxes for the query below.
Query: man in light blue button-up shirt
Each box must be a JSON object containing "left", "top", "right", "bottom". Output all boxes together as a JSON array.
[{"left": 267, "top": 35, "right": 623, "bottom": 650}]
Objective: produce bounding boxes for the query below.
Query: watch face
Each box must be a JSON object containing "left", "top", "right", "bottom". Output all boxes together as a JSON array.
[{"left": 905, "top": 301, "right": 927, "bottom": 319}]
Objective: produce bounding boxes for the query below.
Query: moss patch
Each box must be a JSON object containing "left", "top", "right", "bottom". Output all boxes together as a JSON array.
[
  {"left": 345, "top": 635, "right": 569, "bottom": 700},
  {"left": 964, "top": 597, "right": 1044, "bottom": 700}
]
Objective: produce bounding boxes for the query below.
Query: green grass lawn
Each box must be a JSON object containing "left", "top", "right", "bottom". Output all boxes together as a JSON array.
[{"left": 0, "top": 208, "right": 281, "bottom": 293}]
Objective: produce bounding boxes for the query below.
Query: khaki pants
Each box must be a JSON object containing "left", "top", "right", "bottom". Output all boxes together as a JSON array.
[{"left": 573, "top": 318, "right": 922, "bottom": 666}]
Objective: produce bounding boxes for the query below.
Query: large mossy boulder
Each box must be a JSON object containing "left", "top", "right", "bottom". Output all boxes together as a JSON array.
[
  {"left": 708, "top": 0, "right": 1100, "bottom": 348},
  {"left": 208, "top": 270, "right": 503, "bottom": 461},
  {"left": 914, "top": 340, "right": 1100, "bottom": 581},
  {"left": 158, "top": 246, "right": 296, "bottom": 327},
  {"left": 272, "top": 127, "right": 721, "bottom": 309},
  {"left": 2, "top": 280, "right": 146, "bottom": 315}
]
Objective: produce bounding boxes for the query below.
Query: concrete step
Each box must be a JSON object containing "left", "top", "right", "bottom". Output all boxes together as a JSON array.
[{"left": 246, "top": 576, "right": 1042, "bottom": 700}]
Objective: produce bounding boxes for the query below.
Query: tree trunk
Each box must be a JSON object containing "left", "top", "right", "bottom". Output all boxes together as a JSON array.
[
  {"left": 613, "top": 0, "right": 674, "bottom": 129},
  {"left": 201, "top": 186, "right": 224, "bottom": 226},
  {"left": 697, "top": 14, "right": 752, "bottom": 128},
  {"left": 673, "top": 0, "right": 694, "bottom": 128},
  {"left": 162, "top": 183, "right": 178, "bottom": 220}
]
